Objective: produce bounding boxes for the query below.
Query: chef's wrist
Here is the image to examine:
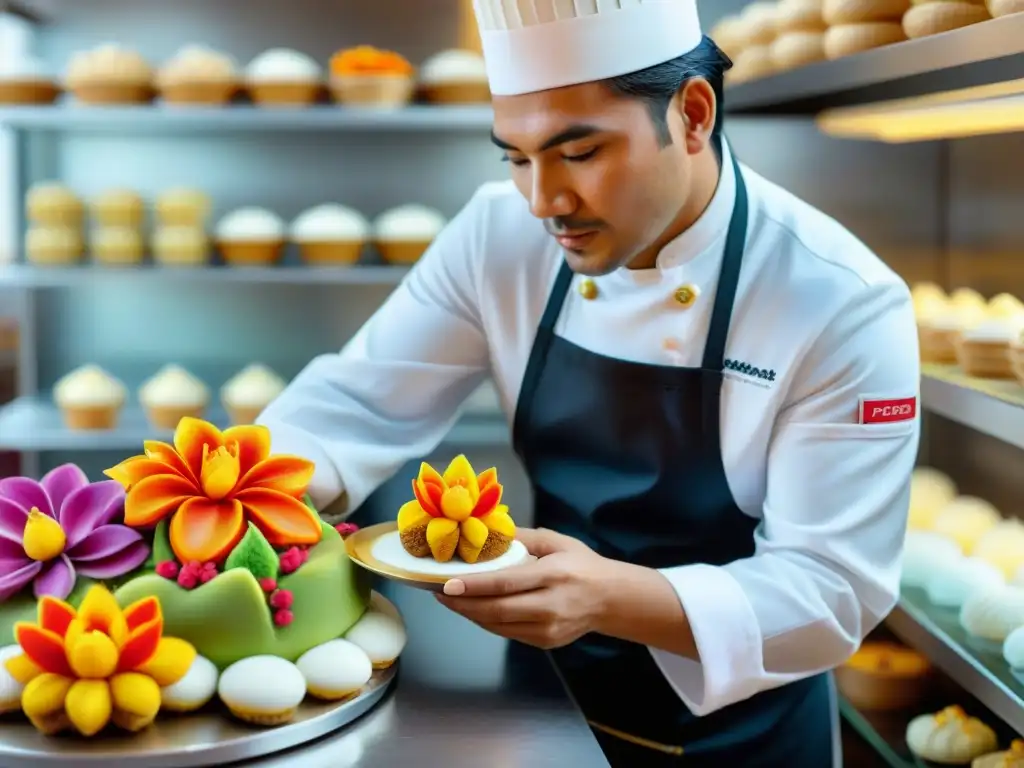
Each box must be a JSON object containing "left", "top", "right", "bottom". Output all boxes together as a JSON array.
[{"left": 591, "top": 559, "right": 699, "bottom": 660}]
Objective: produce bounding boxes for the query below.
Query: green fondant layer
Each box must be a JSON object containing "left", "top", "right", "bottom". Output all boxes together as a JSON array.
[
  {"left": 113, "top": 523, "right": 370, "bottom": 669},
  {"left": 0, "top": 578, "right": 97, "bottom": 647}
]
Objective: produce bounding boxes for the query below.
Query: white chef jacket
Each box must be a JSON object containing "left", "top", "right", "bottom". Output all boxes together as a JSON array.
[{"left": 258, "top": 139, "right": 921, "bottom": 717}]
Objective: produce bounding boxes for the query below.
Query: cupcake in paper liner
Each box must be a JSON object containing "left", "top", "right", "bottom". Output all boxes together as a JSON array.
[
  {"left": 26, "top": 182, "right": 84, "bottom": 228},
  {"left": 25, "top": 226, "right": 84, "bottom": 265},
  {"left": 64, "top": 43, "right": 154, "bottom": 104},
  {"left": 157, "top": 45, "right": 239, "bottom": 105},
  {"left": 155, "top": 187, "right": 212, "bottom": 227},
  {"left": 152, "top": 225, "right": 210, "bottom": 266},
  {"left": 291, "top": 203, "right": 369, "bottom": 264},
  {"left": 221, "top": 363, "right": 287, "bottom": 424},
  {"left": 139, "top": 364, "right": 210, "bottom": 429},
  {"left": 918, "top": 302, "right": 987, "bottom": 365},
  {"left": 418, "top": 49, "right": 489, "bottom": 104},
  {"left": 0, "top": 55, "right": 60, "bottom": 105},
  {"left": 53, "top": 364, "right": 127, "bottom": 430},
  {"left": 244, "top": 48, "right": 323, "bottom": 107},
  {"left": 329, "top": 46, "right": 415, "bottom": 107},
  {"left": 91, "top": 226, "right": 144, "bottom": 265},
  {"left": 215, "top": 207, "right": 286, "bottom": 265},
  {"left": 373, "top": 204, "right": 446, "bottom": 264},
  {"left": 954, "top": 315, "right": 1024, "bottom": 379},
  {"left": 90, "top": 188, "right": 146, "bottom": 228}
]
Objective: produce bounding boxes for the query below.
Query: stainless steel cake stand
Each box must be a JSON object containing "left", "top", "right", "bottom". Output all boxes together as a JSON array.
[{"left": 0, "top": 663, "right": 397, "bottom": 767}]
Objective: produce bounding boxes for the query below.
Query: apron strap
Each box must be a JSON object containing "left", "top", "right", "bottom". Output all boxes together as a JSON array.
[{"left": 701, "top": 154, "right": 749, "bottom": 371}]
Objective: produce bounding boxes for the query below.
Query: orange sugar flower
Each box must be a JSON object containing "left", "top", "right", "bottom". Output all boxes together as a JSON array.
[
  {"left": 104, "top": 417, "right": 320, "bottom": 564},
  {"left": 412, "top": 454, "right": 502, "bottom": 522}
]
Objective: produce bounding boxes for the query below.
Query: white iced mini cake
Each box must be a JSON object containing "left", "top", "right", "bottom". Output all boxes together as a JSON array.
[
  {"left": 960, "top": 585, "right": 1024, "bottom": 642},
  {"left": 291, "top": 204, "right": 370, "bottom": 243},
  {"left": 221, "top": 363, "right": 286, "bottom": 409},
  {"left": 925, "top": 556, "right": 1004, "bottom": 609},
  {"left": 65, "top": 43, "right": 152, "bottom": 86},
  {"left": 139, "top": 364, "right": 210, "bottom": 408},
  {"left": 158, "top": 44, "right": 237, "bottom": 85},
  {"left": 961, "top": 316, "right": 1024, "bottom": 343},
  {"left": 373, "top": 205, "right": 447, "bottom": 243},
  {"left": 245, "top": 48, "right": 321, "bottom": 83},
  {"left": 53, "top": 364, "right": 127, "bottom": 408},
  {"left": 0, "top": 56, "right": 53, "bottom": 83},
  {"left": 216, "top": 207, "right": 286, "bottom": 242},
  {"left": 419, "top": 50, "right": 488, "bottom": 84},
  {"left": 901, "top": 531, "right": 963, "bottom": 589}
]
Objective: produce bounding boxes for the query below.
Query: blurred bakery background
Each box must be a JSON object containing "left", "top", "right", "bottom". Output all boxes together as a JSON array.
[{"left": 1, "top": 0, "right": 1024, "bottom": 764}]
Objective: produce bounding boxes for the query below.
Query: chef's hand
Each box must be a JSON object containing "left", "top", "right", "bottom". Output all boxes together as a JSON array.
[{"left": 435, "top": 527, "right": 618, "bottom": 649}]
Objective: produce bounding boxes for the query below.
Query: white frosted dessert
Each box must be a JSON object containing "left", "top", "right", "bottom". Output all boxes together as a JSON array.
[
  {"left": 221, "top": 363, "right": 286, "bottom": 424},
  {"left": 216, "top": 207, "right": 286, "bottom": 265},
  {"left": 901, "top": 531, "right": 962, "bottom": 589},
  {"left": 960, "top": 585, "right": 1024, "bottom": 643},
  {"left": 906, "top": 707, "right": 998, "bottom": 765},
  {"left": 420, "top": 50, "right": 488, "bottom": 84},
  {"left": 0, "top": 56, "right": 53, "bottom": 83},
  {"left": 53, "top": 364, "right": 127, "bottom": 430},
  {"left": 139, "top": 364, "right": 209, "bottom": 429},
  {"left": 950, "top": 287, "right": 987, "bottom": 311},
  {"left": 291, "top": 204, "right": 370, "bottom": 242},
  {"left": 374, "top": 205, "right": 447, "bottom": 242},
  {"left": 932, "top": 496, "right": 1001, "bottom": 554},
  {"left": 246, "top": 48, "right": 321, "bottom": 83},
  {"left": 925, "top": 556, "right": 1004, "bottom": 609},
  {"left": 988, "top": 292, "right": 1024, "bottom": 319},
  {"left": 65, "top": 44, "right": 153, "bottom": 104},
  {"left": 961, "top": 316, "right": 1024, "bottom": 343},
  {"left": 908, "top": 466, "right": 957, "bottom": 530},
  {"left": 920, "top": 302, "right": 988, "bottom": 332},
  {"left": 1003, "top": 625, "right": 1024, "bottom": 668},
  {"left": 158, "top": 45, "right": 237, "bottom": 85}
]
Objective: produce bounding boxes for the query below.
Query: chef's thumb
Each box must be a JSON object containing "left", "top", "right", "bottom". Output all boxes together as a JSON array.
[{"left": 515, "top": 527, "right": 571, "bottom": 557}]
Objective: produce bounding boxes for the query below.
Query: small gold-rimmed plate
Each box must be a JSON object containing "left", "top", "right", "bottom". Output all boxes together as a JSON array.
[{"left": 344, "top": 522, "right": 530, "bottom": 592}]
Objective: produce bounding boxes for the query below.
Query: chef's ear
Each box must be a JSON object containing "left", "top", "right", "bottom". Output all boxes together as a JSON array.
[{"left": 677, "top": 77, "right": 716, "bottom": 154}]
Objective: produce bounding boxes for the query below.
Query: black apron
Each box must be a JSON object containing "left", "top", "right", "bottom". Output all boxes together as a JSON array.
[{"left": 511, "top": 156, "right": 836, "bottom": 766}]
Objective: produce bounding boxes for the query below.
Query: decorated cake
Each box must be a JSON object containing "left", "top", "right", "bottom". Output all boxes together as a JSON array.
[
  {"left": 0, "top": 417, "right": 405, "bottom": 738},
  {"left": 397, "top": 455, "right": 515, "bottom": 563}
]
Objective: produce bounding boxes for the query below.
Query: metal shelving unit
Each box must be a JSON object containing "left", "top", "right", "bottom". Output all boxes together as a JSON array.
[
  {"left": 920, "top": 364, "right": 1024, "bottom": 452},
  {"left": 725, "top": 14, "right": 1024, "bottom": 114}
]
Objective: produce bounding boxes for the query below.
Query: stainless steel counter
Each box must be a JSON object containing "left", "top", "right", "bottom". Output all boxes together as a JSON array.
[{"left": 247, "top": 582, "right": 610, "bottom": 767}]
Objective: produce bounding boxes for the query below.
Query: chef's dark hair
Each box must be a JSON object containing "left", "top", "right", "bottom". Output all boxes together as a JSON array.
[{"left": 603, "top": 36, "right": 731, "bottom": 153}]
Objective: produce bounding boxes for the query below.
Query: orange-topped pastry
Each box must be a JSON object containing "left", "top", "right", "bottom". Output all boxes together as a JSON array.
[
  {"left": 328, "top": 46, "right": 415, "bottom": 107},
  {"left": 835, "top": 641, "right": 932, "bottom": 711},
  {"left": 397, "top": 455, "right": 515, "bottom": 563},
  {"left": 907, "top": 706, "right": 998, "bottom": 764},
  {"left": 973, "top": 739, "right": 1024, "bottom": 767}
]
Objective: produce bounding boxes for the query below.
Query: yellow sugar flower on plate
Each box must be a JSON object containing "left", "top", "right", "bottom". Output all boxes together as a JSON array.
[
  {"left": 397, "top": 454, "right": 515, "bottom": 563},
  {"left": 4, "top": 584, "right": 196, "bottom": 736}
]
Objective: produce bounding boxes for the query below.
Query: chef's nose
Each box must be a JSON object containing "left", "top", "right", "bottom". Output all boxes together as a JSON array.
[{"left": 529, "top": 167, "right": 574, "bottom": 220}]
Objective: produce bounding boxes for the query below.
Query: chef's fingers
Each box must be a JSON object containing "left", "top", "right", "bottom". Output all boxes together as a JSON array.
[
  {"left": 514, "top": 526, "right": 577, "bottom": 557},
  {"left": 436, "top": 592, "right": 550, "bottom": 625},
  {"left": 443, "top": 559, "right": 550, "bottom": 596}
]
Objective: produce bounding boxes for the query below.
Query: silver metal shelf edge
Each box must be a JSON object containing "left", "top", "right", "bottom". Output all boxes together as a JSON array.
[
  {"left": 920, "top": 372, "right": 1024, "bottom": 451},
  {"left": 0, "top": 397, "right": 510, "bottom": 451},
  {"left": 0, "top": 263, "right": 411, "bottom": 287},
  {"left": 0, "top": 104, "right": 495, "bottom": 133},
  {"left": 725, "top": 15, "right": 1024, "bottom": 113},
  {"left": 887, "top": 593, "right": 1024, "bottom": 733}
]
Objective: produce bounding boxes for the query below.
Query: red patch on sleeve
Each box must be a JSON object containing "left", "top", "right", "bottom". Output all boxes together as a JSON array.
[{"left": 859, "top": 396, "right": 917, "bottom": 424}]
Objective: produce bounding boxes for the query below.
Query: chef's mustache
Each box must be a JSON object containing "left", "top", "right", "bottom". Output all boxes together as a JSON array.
[{"left": 544, "top": 217, "right": 604, "bottom": 235}]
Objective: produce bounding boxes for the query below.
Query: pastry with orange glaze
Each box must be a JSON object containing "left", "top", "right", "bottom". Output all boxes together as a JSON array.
[
  {"left": 835, "top": 641, "right": 932, "bottom": 711},
  {"left": 973, "top": 739, "right": 1024, "bottom": 767},
  {"left": 329, "top": 46, "right": 416, "bottom": 107},
  {"left": 397, "top": 455, "right": 515, "bottom": 563},
  {"left": 906, "top": 706, "right": 998, "bottom": 764}
]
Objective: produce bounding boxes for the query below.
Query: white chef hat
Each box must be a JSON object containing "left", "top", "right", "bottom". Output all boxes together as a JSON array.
[{"left": 473, "top": 0, "right": 704, "bottom": 96}]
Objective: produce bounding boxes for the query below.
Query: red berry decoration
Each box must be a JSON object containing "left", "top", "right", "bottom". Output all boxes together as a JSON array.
[
  {"left": 199, "top": 562, "right": 218, "bottom": 584},
  {"left": 177, "top": 569, "right": 198, "bottom": 589},
  {"left": 269, "top": 589, "right": 293, "bottom": 610},
  {"left": 259, "top": 578, "right": 278, "bottom": 593},
  {"left": 335, "top": 523, "right": 360, "bottom": 537},
  {"left": 155, "top": 561, "right": 179, "bottom": 579},
  {"left": 273, "top": 609, "right": 294, "bottom": 627}
]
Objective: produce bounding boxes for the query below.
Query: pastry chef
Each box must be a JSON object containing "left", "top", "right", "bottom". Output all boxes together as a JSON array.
[{"left": 258, "top": 0, "right": 920, "bottom": 764}]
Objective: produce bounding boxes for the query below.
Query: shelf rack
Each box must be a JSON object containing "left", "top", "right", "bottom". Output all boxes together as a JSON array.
[{"left": 725, "top": 14, "right": 1024, "bottom": 114}]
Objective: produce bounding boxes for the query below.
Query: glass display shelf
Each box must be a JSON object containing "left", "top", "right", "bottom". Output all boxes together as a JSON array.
[
  {"left": 0, "top": 104, "right": 495, "bottom": 133},
  {"left": 888, "top": 587, "right": 1024, "bottom": 733},
  {"left": 0, "top": 263, "right": 410, "bottom": 287},
  {"left": 838, "top": 696, "right": 915, "bottom": 768},
  {"left": 920, "top": 364, "right": 1024, "bottom": 451},
  {"left": 0, "top": 396, "right": 510, "bottom": 452}
]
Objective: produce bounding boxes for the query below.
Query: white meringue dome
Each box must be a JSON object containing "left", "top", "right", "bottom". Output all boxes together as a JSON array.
[
  {"left": 925, "top": 556, "right": 1004, "bottom": 609},
  {"left": 901, "top": 531, "right": 962, "bottom": 589},
  {"left": 960, "top": 585, "right": 1024, "bottom": 642}
]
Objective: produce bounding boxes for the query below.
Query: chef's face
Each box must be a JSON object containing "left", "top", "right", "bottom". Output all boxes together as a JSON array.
[{"left": 491, "top": 78, "right": 717, "bottom": 275}]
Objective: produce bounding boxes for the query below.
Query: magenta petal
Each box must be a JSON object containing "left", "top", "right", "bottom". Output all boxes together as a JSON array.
[
  {"left": 59, "top": 480, "right": 126, "bottom": 548},
  {"left": 0, "top": 477, "right": 53, "bottom": 518},
  {"left": 41, "top": 464, "right": 89, "bottom": 518},
  {"left": 0, "top": 497, "right": 28, "bottom": 543},
  {"left": 33, "top": 555, "right": 75, "bottom": 600},
  {"left": 66, "top": 525, "right": 144, "bottom": 562},
  {"left": 0, "top": 536, "right": 27, "bottom": 561},
  {"left": 0, "top": 560, "right": 43, "bottom": 602},
  {"left": 74, "top": 541, "right": 149, "bottom": 580}
]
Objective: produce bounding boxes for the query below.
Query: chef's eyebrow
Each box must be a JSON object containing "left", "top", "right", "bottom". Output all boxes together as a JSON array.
[{"left": 490, "top": 124, "right": 603, "bottom": 152}]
